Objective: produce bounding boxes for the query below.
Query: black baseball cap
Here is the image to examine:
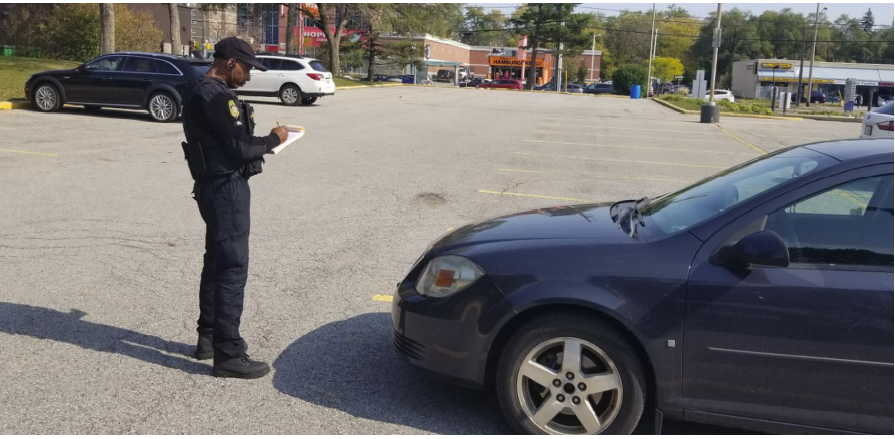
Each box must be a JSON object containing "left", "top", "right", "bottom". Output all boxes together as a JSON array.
[{"left": 213, "top": 37, "right": 267, "bottom": 71}]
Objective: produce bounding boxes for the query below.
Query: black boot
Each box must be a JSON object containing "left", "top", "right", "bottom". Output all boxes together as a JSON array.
[
  {"left": 195, "top": 335, "right": 213, "bottom": 360},
  {"left": 213, "top": 354, "right": 270, "bottom": 379}
]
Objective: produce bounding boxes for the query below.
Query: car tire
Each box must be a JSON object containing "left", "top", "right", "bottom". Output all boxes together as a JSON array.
[
  {"left": 279, "top": 84, "right": 301, "bottom": 106},
  {"left": 300, "top": 96, "right": 317, "bottom": 106},
  {"left": 33, "top": 83, "right": 62, "bottom": 112},
  {"left": 496, "top": 312, "right": 647, "bottom": 435},
  {"left": 147, "top": 91, "right": 178, "bottom": 123}
]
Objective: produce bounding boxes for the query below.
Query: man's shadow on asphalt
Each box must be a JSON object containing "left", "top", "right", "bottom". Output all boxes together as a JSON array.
[
  {"left": 0, "top": 302, "right": 210, "bottom": 375},
  {"left": 272, "top": 312, "right": 512, "bottom": 434}
]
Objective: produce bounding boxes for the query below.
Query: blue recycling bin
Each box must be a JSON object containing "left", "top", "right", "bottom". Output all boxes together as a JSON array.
[{"left": 630, "top": 84, "right": 641, "bottom": 99}]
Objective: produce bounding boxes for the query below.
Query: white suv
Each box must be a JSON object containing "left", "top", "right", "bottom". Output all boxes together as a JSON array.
[{"left": 237, "top": 54, "right": 335, "bottom": 106}]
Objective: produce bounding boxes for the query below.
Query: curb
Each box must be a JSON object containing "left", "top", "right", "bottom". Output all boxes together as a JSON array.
[
  {"left": 0, "top": 100, "right": 29, "bottom": 110},
  {"left": 337, "top": 83, "right": 432, "bottom": 90},
  {"left": 652, "top": 98, "right": 803, "bottom": 121},
  {"left": 795, "top": 114, "right": 863, "bottom": 123}
]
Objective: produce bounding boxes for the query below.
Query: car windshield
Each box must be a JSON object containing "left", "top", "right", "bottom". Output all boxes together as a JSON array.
[{"left": 638, "top": 147, "right": 836, "bottom": 237}]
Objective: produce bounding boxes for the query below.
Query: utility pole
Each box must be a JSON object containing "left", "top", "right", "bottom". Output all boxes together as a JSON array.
[
  {"left": 806, "top": 3, "right": 825, "bottom": 107},
  {"left": 556, "top": 21, "right": 564, "bottom": 93},
  {"left": 796, "top": 25, "right": 808, "bottom": 105},
  {"left": 645, "top": 3, "right": 656, "bottom": 98},
  {"left": 590, "top": 34, "right": 596, "bottom": 83},
  {"left": 709, "top": 3, "right": 722, "bottom": 103}
]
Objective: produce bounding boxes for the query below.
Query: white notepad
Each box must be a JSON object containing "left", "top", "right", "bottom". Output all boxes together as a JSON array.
[{"left": 270, "top": 125, "right": 305, "bottom": 155}]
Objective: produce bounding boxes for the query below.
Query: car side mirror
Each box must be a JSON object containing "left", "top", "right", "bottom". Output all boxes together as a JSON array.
[{"left": 716, "top": 230, "right": 790, "bottom": 269}]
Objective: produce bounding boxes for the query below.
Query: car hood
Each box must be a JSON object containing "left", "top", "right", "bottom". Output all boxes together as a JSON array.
[
  {"left": 30, "top": 69, "right": 77, "bottom": 80},
  {"left": 428, "top": 202, "right": 633, "bottom": 254}
]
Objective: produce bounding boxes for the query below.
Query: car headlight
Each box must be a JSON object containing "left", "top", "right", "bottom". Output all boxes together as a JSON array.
[{"left": 415, "top": 255, "right": 484, "bottom": 298}]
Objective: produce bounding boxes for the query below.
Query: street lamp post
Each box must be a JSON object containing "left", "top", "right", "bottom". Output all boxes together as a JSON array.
[{"left": 645, "top": 3, "right": 656, "bottom": 98}]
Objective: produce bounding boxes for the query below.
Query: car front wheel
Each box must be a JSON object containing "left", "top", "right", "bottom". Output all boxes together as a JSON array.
[
  {"left": 33, "top": 83, "right": 61, "bottom": 112},
  {"left": 280, "top": 85, "right": 301, "bottom": 106},
  {"left": 300, "top": 96, "right": 317, "bottom": 106},
  {"left": 496, "top": 312, "right": 647, "bottom": 435},
  {"left": 148, "top": 92, "right": 177, "bottom": 122}
]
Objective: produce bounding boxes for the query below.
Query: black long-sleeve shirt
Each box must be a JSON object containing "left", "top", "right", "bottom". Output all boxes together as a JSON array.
[{"left": 181, "top": 75, "right": 279, "bottom": 178}]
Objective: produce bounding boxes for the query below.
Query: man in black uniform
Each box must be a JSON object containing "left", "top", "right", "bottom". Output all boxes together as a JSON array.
[{"left": 180, "top": 37, "right": 287, "bottom": 379}]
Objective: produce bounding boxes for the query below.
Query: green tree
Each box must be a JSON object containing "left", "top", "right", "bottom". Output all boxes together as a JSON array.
[
  {"left": 461, "top": 6, "right": 509, "bottom": 46},
  {"left": 575, "top": 60, "right": 588, "bottom": 84},
  {"left": 612, "top": 64, "right": 647, "bottom": 96},
  {"left": 860, "top": 8, "right": 875, "bottom": 32},
  {"left": 648, "top": 57, "right": 684, "bottom": 83},
  {"left": 511, "top": 3, "right": 591, "bottom": 90},
  {"left": 299, "top": 3, "right": 360, "bottom": 75}
]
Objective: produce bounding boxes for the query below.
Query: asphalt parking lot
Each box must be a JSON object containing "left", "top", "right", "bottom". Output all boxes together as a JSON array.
[{"left": 0, "top": 87, "right": 856, "bottom": 434}]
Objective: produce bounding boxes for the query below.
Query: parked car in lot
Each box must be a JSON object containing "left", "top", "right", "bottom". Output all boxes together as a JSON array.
[
  {"left": 792, "top": 90, "right": 826, "bottom": 104},
  {"left": 393, "top": 139, "right": 893, "bottom": 435},
  {"left": 459, "top": 77, "right": 487, "bottom": 88},
  {"left": 861, "top": 101, "right": 894, "bottom": 139},
  {"left": 235, "top": 53, "right": 334, "bottom": 106},
  {"left": 705, "top": 89, "right": 735, "bottom": 102},
  {"left": 361, "top": 74, "right": 392, "bottom": 82},
  {"left": 436, "top": 69, "right": 455, "bottom": 83},
  {"left": 584, "top": 83, "right": 615, "bottom": 94},
  {"left": 477, "top": 79, "right": 523, "bottom": 90},
  {"left": 25, "top": 52, "right": 211, "bottom": 122}
]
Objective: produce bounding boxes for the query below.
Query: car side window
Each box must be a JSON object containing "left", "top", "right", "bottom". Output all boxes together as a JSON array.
[
  {"left": 155, "top": 60, "right": 181, "bottom": 75},
  {"left": 122, "top": 57, "right": 157, "bottom": 74},
  {"left": 280, "top": 60, "right": 303, "bottom": 71},
  {"left": 764, "top": 175, "right": 893, "bottom": 268},
  {"left": 260, "top": 58, "right": 281, "bottom": 71},
  {"left": 85, "top": 56, "right": 126, "bottom": 72}
]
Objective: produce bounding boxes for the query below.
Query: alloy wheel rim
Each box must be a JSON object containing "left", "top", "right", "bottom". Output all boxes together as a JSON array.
[
  {"left": 36, "top": 86, "right": 56, "bottom": 110},
  {"left": 283, "top": 88, "right": 298, "bottom": 103},
  {"left": 515, "top": 337, "right": 623, "bottom": 435},
  {"left": 150, "top": 95, "right": 173, "bottom": 120}
]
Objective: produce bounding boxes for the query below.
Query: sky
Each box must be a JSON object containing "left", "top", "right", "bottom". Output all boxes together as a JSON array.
[{"left": 470, "top": 2, "right": 895, "bottom": 25}]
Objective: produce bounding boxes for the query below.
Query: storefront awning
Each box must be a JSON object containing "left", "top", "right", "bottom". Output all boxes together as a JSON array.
[
  {"left": 805, "top": 67, "right": 881, "bottom": 82},
  {"left": 421, "top": 59, "right": 462, "bottom": 67}
]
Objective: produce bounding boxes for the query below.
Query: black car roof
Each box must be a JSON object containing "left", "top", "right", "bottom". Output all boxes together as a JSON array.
[
  {"left": 802, "top": 139, "right": 893, "bottom": 162},
  {"left": 110, "top": 52, "right": 209, "bottom": 62}
]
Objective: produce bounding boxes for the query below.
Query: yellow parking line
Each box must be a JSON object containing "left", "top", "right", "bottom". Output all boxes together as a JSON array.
[
  {"left": 713, "top": 124, "right": 769, "bottom": 155},
  {"left": 500, "top": 168, "right": 692, "bottom": 183},
  {"left": 513, "top": 151, "right": 728, "bottom": 169},
  {"left": 478, "top": 190, "right": 591, "bottom": 203},
  {"left": 372, "top": 295, "right": 393, "bottom": 302},
  {"left": 523, "top": 139, "right": 754, "bottom": 156},
  {"left": 0, "top": 148, "right": 58, "bottom": 157}
]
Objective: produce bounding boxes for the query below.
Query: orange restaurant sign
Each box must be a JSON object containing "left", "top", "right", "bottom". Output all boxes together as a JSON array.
[{"left": 490, "top": 56, "right": 545, "bottom": 68}]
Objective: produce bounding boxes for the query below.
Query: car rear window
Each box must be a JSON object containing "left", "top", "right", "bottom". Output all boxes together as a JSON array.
[
  {"left": 189, "top": 63, "right": 210, "bottom": 75},
  {"left": 122, "top": 57, "right": 156, "bottom": 73},
  {"left": 280, "top": 60, "right": 303, "bottom": 71},
  {"left": 309, "top": 60, "right": 328, "bottom": 72},
  {"left": 156, "top": 60, "right": 181, "bottom": 75},
  {"left": 875, "top": 101, "right": 894, "bottom": 115}
]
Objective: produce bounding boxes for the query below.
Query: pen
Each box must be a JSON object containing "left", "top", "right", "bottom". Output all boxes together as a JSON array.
[{"left": 276, "top": 121, "right": 280, "bottom": 127}]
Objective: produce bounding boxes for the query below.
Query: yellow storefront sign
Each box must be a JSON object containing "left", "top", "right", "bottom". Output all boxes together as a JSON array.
[
  {"left": 760, "top": 77, "right": 837, "bottom": 84},
  {"left": 490, "top": 56, "right": 545, "bottom": 68},
  {"left": 760, "top": 62, "right": 793, "bottom": 69}
]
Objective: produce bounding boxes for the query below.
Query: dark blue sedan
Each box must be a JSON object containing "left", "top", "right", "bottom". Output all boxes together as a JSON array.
[{"left": 392, "top": 139, "right": 893, "bottom": 435}]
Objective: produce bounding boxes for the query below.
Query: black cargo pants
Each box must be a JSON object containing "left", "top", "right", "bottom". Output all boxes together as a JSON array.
[{"left": 194, "top": 173, "right": 250, "bottom": 360}]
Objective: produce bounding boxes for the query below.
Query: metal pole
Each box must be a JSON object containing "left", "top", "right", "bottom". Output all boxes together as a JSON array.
[
  {"left": 590, "top": 34, "right": 595, "bottom": 83},
  {"left": 806, "top": 3, "right": 821, "bottom": 107},
  {"left": 645, "top": 3, "right": 656, "bottom": 98},
  {"left": 771, "top": 67, "right": 777, "bottom": 111},
  {"left": 796, "top": 25, "right": 808, "bottom": 105},
  {"left": 709, "top": 3, "right": 722, "bottom": 103}
]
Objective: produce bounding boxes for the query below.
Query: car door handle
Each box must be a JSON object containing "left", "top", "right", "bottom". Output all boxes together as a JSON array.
[
  {"left": 102, "top": 77, "right": 113, "bottom": 80},
  {"left": 143, "top": 78, "right": 152, "bottom": 81},
  {"left": 278, "top": 73, "right": 285, "bottom": 77}
]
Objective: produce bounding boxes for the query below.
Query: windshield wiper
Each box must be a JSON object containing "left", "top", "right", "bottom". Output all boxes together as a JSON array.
[
  {"left": 610, "top": 199, "right": 637, "bottom": 225},
  {"left": 626, "top": 197, "right": 649, "bottom": 238}
]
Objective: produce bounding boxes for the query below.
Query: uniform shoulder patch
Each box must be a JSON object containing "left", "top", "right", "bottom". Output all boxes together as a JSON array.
[{"left": 228, "top": 100, "right": 239, "bottom": 119}]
